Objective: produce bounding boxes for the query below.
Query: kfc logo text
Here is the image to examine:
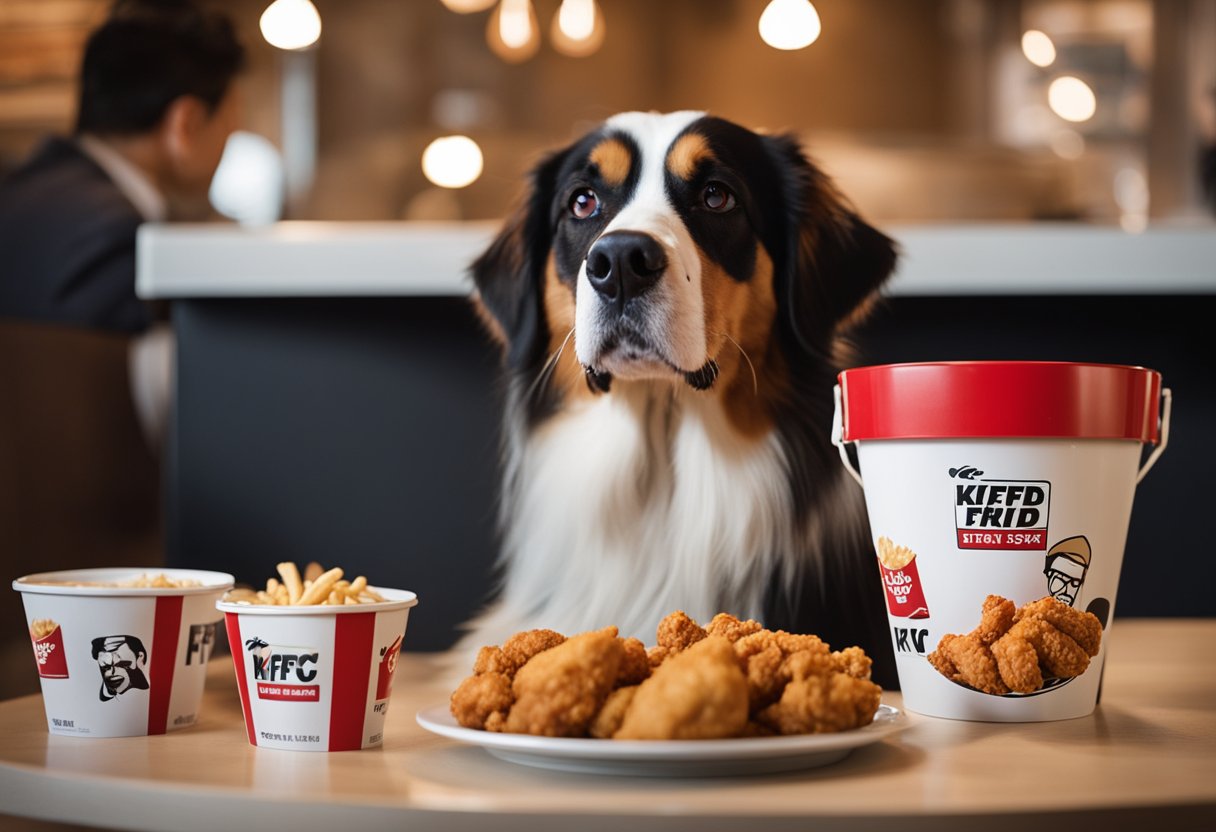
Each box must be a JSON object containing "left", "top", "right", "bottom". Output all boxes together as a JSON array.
[
  {"left": 952, "top": 469, "right": 1051, "bottom": 550},
  {"left": 245, "top": 637, "right": 320, "bottom": 701}
]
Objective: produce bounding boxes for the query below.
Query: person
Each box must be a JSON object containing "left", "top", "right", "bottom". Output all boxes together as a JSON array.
[
  {"left": 1043, "top": 535, "right": 1091, "bottom": 608},
  {"left": 90, "top": 635, "right": 150, "bottom": 701},
  {"left": 0, "top": 0, "right": 244, "bottom": 333}
]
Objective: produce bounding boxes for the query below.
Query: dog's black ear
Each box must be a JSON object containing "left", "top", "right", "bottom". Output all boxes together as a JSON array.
[
  {"left": 763, "top": 133, "right": 898, "bottom": 359},
  {"left": 471, "top": 148, "right": 569, "bottom": 372}
]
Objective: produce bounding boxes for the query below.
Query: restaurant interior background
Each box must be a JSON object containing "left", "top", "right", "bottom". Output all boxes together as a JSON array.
[
  {"left": 3, "top": 0, "right": 1215, "bottom": 224},
  {"left": 1, "top": 0, "right": 1214, "bottom": 701}
]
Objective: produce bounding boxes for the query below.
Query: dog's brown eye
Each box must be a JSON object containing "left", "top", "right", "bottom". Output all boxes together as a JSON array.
[
  {"left": 570, "top": 189, "right": 599, "bottom": 219},
  {"left": 703, "top": 182, "right": 736, "bottom": 212}
]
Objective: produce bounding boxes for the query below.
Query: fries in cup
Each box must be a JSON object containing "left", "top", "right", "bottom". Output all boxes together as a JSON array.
[{"left": 222, "top": 562, "right": 386, "bottom": 606}]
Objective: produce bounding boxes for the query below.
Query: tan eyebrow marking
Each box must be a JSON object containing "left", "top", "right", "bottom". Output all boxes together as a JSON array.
[
  {"left": 588, "top": 137, "right": 632, "bottom": 187},
  {"left": 666, "top": 132, "right": 716, "bottom": 180}
]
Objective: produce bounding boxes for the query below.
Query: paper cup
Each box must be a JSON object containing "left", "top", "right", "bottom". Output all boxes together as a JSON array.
[
  {"left": 835, "top": 362, "right": 1169, "bottom": 722},
  {"left": 217, "top": 589, "right": 418, "bottom": 752},
  {"left": 12, "top": 568, "right": 234, "bottom": 738}
]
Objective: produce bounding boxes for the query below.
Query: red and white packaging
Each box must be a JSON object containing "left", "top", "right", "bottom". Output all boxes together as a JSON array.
[
  {"left": 835, "top": 361, "right": 1169, "bottom": 722},
  {"left": 217, "top": 588, "right": 418, "bottom": 752},
  {"left": 877, "top": 555, "right": 930, "bottom": 620},
  {"left": 30, "top": 621, "right": 69, "bottom": 679},
  {"left": 12, "top": 568, "right": 234, "bottom": 738}
]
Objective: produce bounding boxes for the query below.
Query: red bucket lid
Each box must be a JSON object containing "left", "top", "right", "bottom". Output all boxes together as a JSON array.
[{"left": 838, "top": 361, "right": 1162, "bottom": 442}]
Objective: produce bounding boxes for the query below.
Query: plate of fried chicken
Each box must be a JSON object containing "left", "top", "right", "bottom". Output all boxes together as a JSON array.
[{"left": 417, "top": 611, "right": 908, "bottom": 776}]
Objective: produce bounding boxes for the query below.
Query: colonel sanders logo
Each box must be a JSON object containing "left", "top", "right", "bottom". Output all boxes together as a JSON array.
[
  {"left": 1045, "top": 534, "right": 1110, "bottom": 628},
  {"left": 91, "top": 635, "right": 149, "bottom": 702}
]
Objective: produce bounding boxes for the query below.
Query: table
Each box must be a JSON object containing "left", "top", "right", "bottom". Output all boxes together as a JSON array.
[{"left": 2, "top": 619, "right": 1214, "bottom": 832}]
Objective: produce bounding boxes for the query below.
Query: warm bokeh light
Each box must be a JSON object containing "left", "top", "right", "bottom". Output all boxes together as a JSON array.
[
  {"left": 551, "top": 0, "right": 605, "bottom": 58},
  {"left": 487, "top": 0, "right": 540, "bottom": 63},
  {"left": 1048, "top": 76, "right": 1097, "bottom": 123},
  {"left": 1021, "top": 30, "right": 1056, "bottom": 67},
  {"left": 209, "top": 132, "right": 285, "bottom": 226},
  {"left": 259, "top": 0, "right": 321, "bottom": 51},
  {"left": 1049, "top": 128, "right": 1085, "bottom": 160},
  {"left": 421, "top": 135, "right": 484, "bottom": 189},
  {"left": 439, "top": 0, "right": 497, "bottom": 13},
  {"left": 758, "top": 0, "right": 821, "bottom": 51}
]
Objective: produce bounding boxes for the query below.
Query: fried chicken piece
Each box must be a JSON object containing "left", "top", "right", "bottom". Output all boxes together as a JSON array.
[
  {"left": 614, "top": 636, "right": 748, "bottom": 740},
  {"left": 705, "top": 613, "right": 764, "bottom": 643},
  {"left": 756, "top": 671, "right": 882, "bottom": 734},
  {"left": 589, "top": 686, "right": 638, "bottom": 739},
  {"left": 971, "top": 595, "right": 1017, "bottom": 645},
  {"left": 831, "top": 646, "right": 873, "bottom": 680},
  {"left": 500, "top": 629, "right": 566, "bottom": 675},
  {"left": 616, "top": 637, "right": 651, "bottom": 687},
  {"left": 990, "top": 630, "right": 1044, "bottom": 694},
  {"left": 930, "top": 595, "right": 1102, "bottom": 696},
  {"left": 928, "top": 632, "right": 1009, "bottom": 695},
  {"left": 785, "top": 649, "right": 847, "bottom": 679},
  {"left": 741, "top": 644, "right": 786, "bottom": 713},
  {"left": 773, "top": 631, "right": 831, "bottom": 656},
  {"left": 1016, "top": 597, "right": 1103, "bottom": 657},
  {"left": 733, "top": 627, "right": 840, "bottom": 714},
  {"left": 647, "top": 645, "right": 670, "bottom": 668},
  {"left": 655, "top": 610, "right": 707, "bottom": 653},
  {"left": 733, "top": 628, "right": 830, "bottom": 663},
  {"left": 450, "top": 671, "right": 513, "bottom": 730},
  {"left": 504, "top": 627, "right": 621, "bottom": 737},
  {"left": 472, "top": 645, "right": 513, "bottom": 676},
  {"left": 926, "top": 635, "right": 961, "bottom": 681},
  {"left": 1008, "top": 617, "right": 1091, "bottom": 678}
]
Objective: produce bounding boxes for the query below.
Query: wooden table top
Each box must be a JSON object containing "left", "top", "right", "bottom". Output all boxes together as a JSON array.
[{"left": 2, "top": 619, "right": 1214, "bottom": 832}]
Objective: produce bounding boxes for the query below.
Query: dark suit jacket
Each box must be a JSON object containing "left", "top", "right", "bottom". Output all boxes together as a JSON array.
[{"left": 0, "top": 136, "right": 152, "bottom": 333}]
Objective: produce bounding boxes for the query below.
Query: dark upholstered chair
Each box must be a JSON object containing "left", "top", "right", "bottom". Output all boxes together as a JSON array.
[{"left": 0, "top": 321, "right": 161, "bottom": 699}]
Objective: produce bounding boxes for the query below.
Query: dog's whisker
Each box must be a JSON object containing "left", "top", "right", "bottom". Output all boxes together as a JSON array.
[
  {"left": 524, "top": 327, "right": 575, "bottom": 402},
  {"left": 717, "top": 331, "right": 760, "bottom": 396}
]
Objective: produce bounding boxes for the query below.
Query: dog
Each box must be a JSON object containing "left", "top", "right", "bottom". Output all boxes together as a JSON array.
[{"left": 465, "top": 111, "right": 899, "bottom": 688}]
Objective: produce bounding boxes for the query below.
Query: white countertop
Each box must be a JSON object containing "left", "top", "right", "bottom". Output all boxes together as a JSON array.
[{"left": 136, "top": 221, "right": 1216, "bottom": 299}]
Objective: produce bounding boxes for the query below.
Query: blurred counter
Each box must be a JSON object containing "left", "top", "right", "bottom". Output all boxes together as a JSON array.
[
  {"left": 135, "top": 222, "right": 1216, "bottom": 653},
  {"left": 138, "top": 221, "right": 1216, "bottom": 299}
]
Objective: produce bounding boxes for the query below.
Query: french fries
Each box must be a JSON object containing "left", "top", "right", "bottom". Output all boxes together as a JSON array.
[
  {"left": 30, "top": 618, "right": 58, "bottom": 639},
  {"left": 222, "top": 561, "right": 386, "bottom": 606},
  {"left": 30, "top": 573, "right": 201, "bottom": 589},
  {"left": 876, "top": 536, "right": 917, "bottom": 570},
  {"left": 119, "top": 573, "right": 202, "bottom": 588}
]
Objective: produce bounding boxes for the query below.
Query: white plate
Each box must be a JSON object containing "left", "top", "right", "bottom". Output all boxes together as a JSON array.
[{"left": 415, "top": 704, "right": 908, "bottom": 777}]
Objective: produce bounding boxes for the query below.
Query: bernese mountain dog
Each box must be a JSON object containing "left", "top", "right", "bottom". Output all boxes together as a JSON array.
[{"left": 466, "top": 111, "right": 899, "bottom": 687}]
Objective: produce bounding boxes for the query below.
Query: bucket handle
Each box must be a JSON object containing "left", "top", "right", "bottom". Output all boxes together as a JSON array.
[
  {"left": 1137, "top": 386, "right": 1171, "bottom": 485},
  {"left": 833, "top": 385, "right": 1171, "bottom": 489},
  {"left": 832, "top": 384, "right": 864, "bottom": 487}
]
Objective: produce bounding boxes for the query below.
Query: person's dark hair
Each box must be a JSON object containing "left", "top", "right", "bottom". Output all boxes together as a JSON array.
[
  {"left": 75, "top": 0, "right": 245, "bottom": 136},
  {"left": 90, "top": 634, "right": 148, "bottom": 661}
]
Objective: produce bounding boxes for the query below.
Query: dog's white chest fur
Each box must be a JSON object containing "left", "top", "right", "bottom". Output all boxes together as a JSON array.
[{"left": 468, "top": 382, "right": 796, "bottom": 645}]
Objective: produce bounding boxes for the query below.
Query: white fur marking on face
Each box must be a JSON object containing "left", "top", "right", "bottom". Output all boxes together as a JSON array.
[{"left": 574, "top": 111, "right": 708, "bottom": 376}]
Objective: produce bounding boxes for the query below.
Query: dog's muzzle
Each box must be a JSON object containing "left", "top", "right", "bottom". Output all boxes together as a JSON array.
[{"left": 578, "top": 229, "right": 718, "bottom": 395}]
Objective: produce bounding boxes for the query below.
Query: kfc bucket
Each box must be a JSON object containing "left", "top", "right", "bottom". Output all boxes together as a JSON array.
[
  {"left": 12, "top": 568, "right": 234, "bottom": 737},
  {"left": 834, "top": 362, "right": 1170, "bottom": 722},
  {"left": 217, "top": 588, "right": 417, "bottom": 751}
]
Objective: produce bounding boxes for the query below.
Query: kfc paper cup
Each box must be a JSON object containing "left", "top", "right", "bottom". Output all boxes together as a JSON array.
[
  {"left": 12, "top": 568, "right": 234, "bottom": 738},
  {"left": 217, "top": 589, "right": 418, "bottom": 752},
  {"left": 834, "top": 362, "right": 1170, "bottom": 722}
]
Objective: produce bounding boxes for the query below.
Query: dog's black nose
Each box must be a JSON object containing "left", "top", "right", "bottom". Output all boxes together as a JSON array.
[{"left": 585, "top": 231, "right": 667, "bottom": 305}]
